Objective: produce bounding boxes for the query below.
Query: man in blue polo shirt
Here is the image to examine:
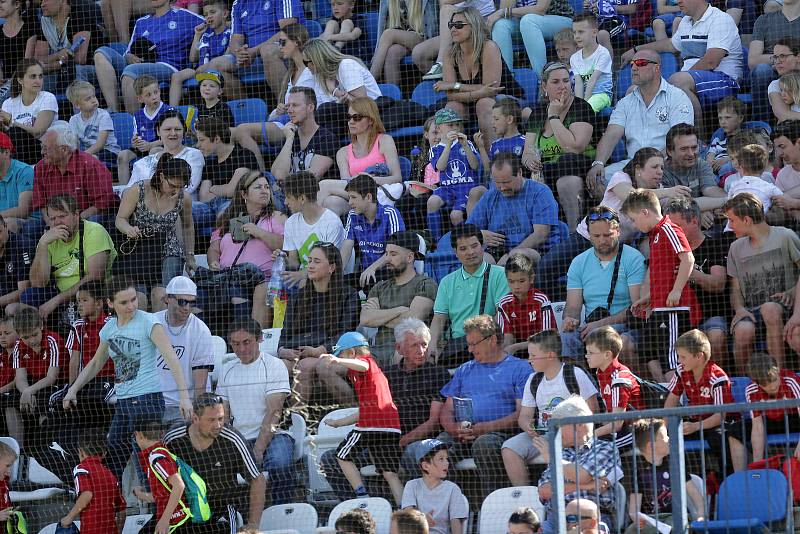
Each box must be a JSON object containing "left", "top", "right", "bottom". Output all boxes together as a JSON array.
[
  {"left": 206, "top": 0, "right": 304, "bottom": 100},
  {"left": 0, "top": 133, "right": 33, "bottom": 234},
  {"left": 467, "top": 152, "right": 567, "bottom": 265},
  {"left": 341, "top": 174, "right": 405, "bottom": 288},
  {"left": 0, "top": 214, "right": 34, "bottom": 311}
]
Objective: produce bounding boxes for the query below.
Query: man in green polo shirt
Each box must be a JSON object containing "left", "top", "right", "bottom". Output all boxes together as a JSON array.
[
  {"left": 24, "top": 194, "right": 117, "bottom": 320},
  {"left": 430, "top": 224, "right": 510, "bottom": 367}
]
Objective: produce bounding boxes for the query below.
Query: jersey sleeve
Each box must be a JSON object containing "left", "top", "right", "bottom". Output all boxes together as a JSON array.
[
  {"left": 149, "top": 449, "right": 179, "bottom": 487},
  {"left": 73, "top": 465, "right": 92, "bottom": 495},
  {"left": 710, "top": 373, "right": 730, "bottom": 406},
  {"left": 429, "top": 144, "right": 445, "bottom": 168},
  {"left": 667, "top": 367, "right": 684, "bottom": 396},
  {"left": 344, "top": 211, "right": 355, "bottom": 241},
  {"left": 46, "top": 335, "right": 63, "bottom": 368},
  {"left": 610, "top": 371, "right": 634, "bottom": 410},
  {"left": 662, "top": 222, "right": 691, "bottom": 255},
  {"left": 496, "top": 298, "right": 513, "bottom": 335}
]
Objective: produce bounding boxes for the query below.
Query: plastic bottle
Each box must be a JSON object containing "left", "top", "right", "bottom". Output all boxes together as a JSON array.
[{"left": 268, "top": 251, "right": 288, "bottom": 327}]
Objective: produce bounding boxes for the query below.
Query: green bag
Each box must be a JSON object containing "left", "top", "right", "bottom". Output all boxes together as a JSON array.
[
  {"left": 5, "top": 511, "right": 27, "bottom": 534},
  {"left": 151, "top": 447, "right": 211, "bottom": 524}
]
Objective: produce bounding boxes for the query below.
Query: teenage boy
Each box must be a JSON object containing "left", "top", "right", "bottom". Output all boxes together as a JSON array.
[
  {"left": 745, "top": 352, "right": 800, "bottom": 462},
  {"left": 501, "top": 329, "right": 599, "bottom": 487},
  {"left": 584, "top": 326, "right": 642, "bottom": 448},
  {"left": 60, "top": 437, "right": 125, "bottom": 534},
  {"left": 474, "top": 99, "right": 526, "bottom": 172},
  {"left": 342, "top": 173, "right": 406, "bottom": 288},
  {"left": 622, "top": 188, "right": 699, "bottom": 383},
  {"left": 497, "top": 254, "right": 557, "bottom": 356},
  {"left": 401, "top": 439, "right": 469, "bottom": 534},
  {"left": 193, "top": 70, "right": 235, "bottom": 127},
  {"left": 571, "top": 14, "right": 613, "bottom": 113},
  {"left": 322, "top": 331, "right": 404, "bottom": 506},
  {"left": 664, "top": 329, "right": 747, "bottom": 473},
  {"left": 133, "top": 418, "right": 193, "bottom": 534}
]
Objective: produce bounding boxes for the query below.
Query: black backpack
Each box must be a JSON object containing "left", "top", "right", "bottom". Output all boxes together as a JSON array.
[
  {"left": 529, "top": 363, "right": 585, "bottom": 398},
  {"left": 631, "top": 375, "right": 670, "bottom": 410}
]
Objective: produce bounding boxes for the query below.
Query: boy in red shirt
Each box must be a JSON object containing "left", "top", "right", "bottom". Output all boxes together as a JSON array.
[
  {"left": 746, "top": 353, "right": 800, "bottom": 462},
  {"left": 0, "top": 316, "right": 21, "bottom": 442},
  {"left": 133, "top": 418, "right": 192, "bottom": 534},
  {"left": 0, "top": 441, "right": 17, "bottom": 530},
  {"left": 323, "top": 331, "right": 404, "bottom": 506},
  {"left": 496, "top": 254, "right": 557, "bottom": 357},
  {"left": 584, "top": 326, "right": 642, "bottom": 448},
  {"left": 11, "top": 307, "right": 65, "bottom": 424},
  {"left": 665, "top": 330, "right": 747, "bottom": 473},
  {"left": 60, "top": 437, "right": 126, "bottom": 534},
  {"left": 622, "top": 188, "right": 700, "bottom": 383}
]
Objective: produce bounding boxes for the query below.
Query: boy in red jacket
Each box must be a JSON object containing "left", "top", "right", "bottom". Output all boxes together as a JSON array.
[{"left": 0, "top": 441, "right": 17, "bottom": 529}]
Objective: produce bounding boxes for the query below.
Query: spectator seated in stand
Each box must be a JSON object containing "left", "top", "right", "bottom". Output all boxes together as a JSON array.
[
  {"left": 66, "top": 81, "right": 121, "bottom": 168},
  {"left": 768, "top": 39, "right": 800, "bottom": 123},
  {"left": 319, "top": 0, "right": 366, "bottom": 58},
  {"left": 0, "top": 132, "right": 34, "bottom": 234},
  {"left": 0, "top": 316, "right": 22, "bottom": 444},
  {"left": 0, "top": 213, "right": 34, "bottom": 315},
  {"left": 191, "top": 68, "right": 235, "bottom": 126},
  {"left": 771, "top": 121, "right": 800, "bottom": 220}
]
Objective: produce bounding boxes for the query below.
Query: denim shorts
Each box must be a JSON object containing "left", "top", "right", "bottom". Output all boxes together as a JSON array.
[{"left": 95, "top": 45, "right": 176, "bottom": 83}]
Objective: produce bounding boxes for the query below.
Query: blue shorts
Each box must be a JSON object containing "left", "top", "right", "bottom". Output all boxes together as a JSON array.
[
  {"left": 433, "top": 183, "right": 472, "bottom": 212},
  {"left": 221, "top": 54, "right": 265, "bottom": 78},
  {"left": 686, "top": 70, "right": 738, "bottom": 106},
  {"left": 96, "top": 46, "right": 176, "bottom": 84},
  {"left": 655, "top": 12, "right": 683, "bottom": 27},
  {"left": 700, "top": 315, "right": 729, "bottom": 334}
]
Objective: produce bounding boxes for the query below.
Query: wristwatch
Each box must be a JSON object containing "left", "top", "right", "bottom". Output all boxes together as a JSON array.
[
  {"left": 547, "top": 115, "right": 560, "bottom": 122},
  {"left": 453, "top": 82, "right": 462, "bottom": 91},
  {"left": 591, "top": 160, "right": 605, "bottom": 168}
]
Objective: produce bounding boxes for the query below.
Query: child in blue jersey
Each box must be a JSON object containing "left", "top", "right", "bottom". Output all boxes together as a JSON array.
[
  {"left": 571, "top": 14, "right": 613, "bottom": 113},
  {"left": 583, "top": 0, "right": 628, "bottom": 52},
  {"left": 168, "top": 0, "right": 232, "bottom": 106},
  {"left": 117, "top": 75, "right": 172, "bottom": 185},
  {"left": 426, "top": 108, "right": 480, "bottom": 243},
  {"left": 475, "top": 99, "right": 525, "bottom": 173}
]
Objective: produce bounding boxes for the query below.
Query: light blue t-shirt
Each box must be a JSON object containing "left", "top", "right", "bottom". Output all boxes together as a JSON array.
[
  {"left": 440, "top": 355, "right": 532, "bottom": 424},
  {"left": 566, "top": 244, "right": 646, "bottom": 316},
  {"left": 0, "top": 159, "right": 33, "bottom": 213},
  {"left": 100, "top": 310, "right": 162, "bottom": 399}
]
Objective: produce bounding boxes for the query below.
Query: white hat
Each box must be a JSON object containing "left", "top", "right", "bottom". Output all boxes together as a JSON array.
[{"left": 165, "top": 276, "right": 197, "bottom": 296}]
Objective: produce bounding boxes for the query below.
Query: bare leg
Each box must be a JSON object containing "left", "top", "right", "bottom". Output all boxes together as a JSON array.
[
  {"left": 652, "top": 19, "right": 668, "bottom": 41},
  {"left": 383, "top": 471, "right": 404, "bottom": 506},
  {"left": 294, "top": 357, "right": 319, "bottom": 406},
  {"left": 251, "top": 283, "right": 272, "bottom": 329},
  {"left": 101, "top": 0, "right": 119, "bottom": 42},
  {"left": 337, "top": 459, "right": 364, "bottom": 494},
  {"left": 435, "top": 5, "right": 456, "bottom": 64},
  {"left": 169, "top": 69, "right": 196, "bottom": 106},
  {"left": 762, "top": 302, "right": 786, "bottom": 369},
  {"left": 556, "top": 175, "right": 584, "bottom": 232},
  {"left": 260, "top": 44, "right": 287, "bottom": 107},
  {"left": 669, "top": 72, "right": 702, "bottom": 129},
  {"left": 732, "top": 320, "right": 755, "bottom": 376},
  {"left": 707, "top": 328, "right": 729, "bottom": 369},
  {"left": 117, "top": 149, "right": 136, "bottom": 184},
  {"left": 411, "top": 37, "right": 440, "bottom": 75},
  {"left": 383, "top": 44, "right": 410, "bottom": 86},
  {"left": 466, "top": 185, "right": 486, "bottom": 215},
  {"left": 501, "top": 448, "right": 530, "bottom": 486},
  {"left": 317, "top": 359, "right": 355, "bottom": 405},
  {"left": 321, "top": 195, "right": 350, "bottom": 217},
  {"left": 5, "top": 407, "right": 24, "bottom": 447},
  {"left": 95, "top": 51, "right": 120, "bottom": 112},
  {"left": 230, "top": 124, "right": 267, "bottom": 171},
  {"left": 728, "top": 436, "right": 747, "bottom": 472},
  {"left": 647, "top": 359, "right": 665, "bottom": 383},
  {"left": 121, "top": 75, "right": 139, "bottom": 115}
]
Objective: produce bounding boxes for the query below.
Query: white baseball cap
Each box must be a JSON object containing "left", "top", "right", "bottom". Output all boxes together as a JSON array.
[{"left": 165, "top": 276, "right": 197, "bottom": 296}]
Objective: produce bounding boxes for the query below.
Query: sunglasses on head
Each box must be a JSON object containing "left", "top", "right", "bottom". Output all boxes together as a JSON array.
[
  {"left": 303, "top": 58, "right": 313, "bottom": 66},
  {"left": 313, "top": 241, "right": 337, "bottom": 249},
  {"left": 631, "top": 58, "right": 658, "bottom": 67},
  {"left": 587, "top": 210, "right": 618, "bottom": 222},
  {"left": 447, "top": 20, "right": 470, "bottom": 29},
  {"left": 194, "top": 394, "right": 225, "bottom": 409},
  {"left": 347, "top": 113, "right": 366, "bottom": 122}
]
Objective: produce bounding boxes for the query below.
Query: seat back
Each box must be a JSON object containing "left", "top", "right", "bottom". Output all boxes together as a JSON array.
[
  {"left": 328, "top": 498, "right": 393, "bottom": 534},
  {"left": 716, "top": 469, "right": 788, "bottom": 523},
  {"left": 303, "top": 20, "right": 323, "bottom": 38},
  {"left": 659, "top": 52, "right": 679, "bottom": 78},
  {"left": 228, "top": 99, "right": 268, "bottom": 126},
  {"left": 111, "top": 112, "right": 135, "bottom": 151},
  {"left": 479, "top": 487, "right": 544, "bottom": 534},
  {"left": 424, "top": 232, "right": 459, "bottom": 284},
  {"left": 362, "top": 12, "right": 380, "bottom": 57},
  {"left": 312, "top": 0, "right": 331, "bottom": 20},
  {"left": 0, "top": 437, "right": 20, "bottom": 483},
  {"left": 260, "top": 502, "right": 318, "bottom": 534},
  {"left": 399, "top": 156, "right": 411, "bottom": 181},
  {"left": 288, "top": 412, "right": 307, "bottom": 461},
  {"left": 317, "top": 407, "right": 358, "bottom": 440},
  {"left": 512, "top": 68, "right": 539, "bottom": 107},
  {"left": 411, "top": 81, "right": 444, "bottom": 108},
  {"left": 378, "top": 83, "right": 402, "bottom": 100}
]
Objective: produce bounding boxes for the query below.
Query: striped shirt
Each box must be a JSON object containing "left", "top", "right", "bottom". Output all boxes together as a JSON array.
[
  {"left": 745, "top": 369, "right": 800, "bottom": 421},
  {"left": 496, "top": 288, "right": 556, "bottom": 343},
  {"left": 668, "top": 361, "right": 735, "bottom": 422},
  {"left": 671, "top": 5, "right": 743, "bottom": 80},
  {"left": 11, "top": 330, "right": 65, "bottom": 382},
  {"left": 345, "top": 203, "right": 405, "bottom": 270}
]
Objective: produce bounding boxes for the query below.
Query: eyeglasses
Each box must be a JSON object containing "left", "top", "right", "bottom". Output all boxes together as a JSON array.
[
  {"left": 772, "top": 53, "right": 796, "bottom": 63},
  {"left": 466, "top": 334, "right": 493, "bottom": 349},
  {"left": 347, "top": 113, "right": 366, "bottom": 122},
  {"left": 170, "top": 297, "right": 196, "bottom": 307},
  {"left": 631, "top": 58, "right": 658, "bottom": 67},
  {"left": 566, "top": 514, "right": 595, "bottom": 524},
  {"left": 278, "top": 39, "right": 287, "bottom": 47},
  {"left": 447, "top": 21, "right": 470, "bottom": 29},
  {"left": 303, "top": 58, "right": 313, "bottom": 66},
  {"left": 586, "top": 210, "right": 618, "bottom": 222}
]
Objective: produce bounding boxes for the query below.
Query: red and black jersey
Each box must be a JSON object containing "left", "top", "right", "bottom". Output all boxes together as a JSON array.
[
  {"left": 648, "top": 215, "right": 702, "bottom": 326},
  {"left": 745, "top": 369, "right": 800, "bottom": 421},
  {"left": 668, "top": 360, "right": 735, "bottom": 421},
  {"left": 348, "top": 354, "right": 401, "bottom": 432},
  {"left": 0, "top": 349, "right": 14, "bottom": 388},
  {"left": 496, "top": 288, "right": 557, "bottom": 342},
  {"left": 67, "top": 314, "right": 114, "bottom": 378},
  {"left": 11, "top": 330, "right": 65, "bottom": 382},
  {"left": 73, "top": 455, "right": 125, "bottom": 534},
  {"left": 140, "top": 442, "right": 190, "bottom": 528},
  {"left": 0, "top": 476, "right": 10, "bottom": 511},
  {"left": 596, "top": 359, "right": 643, "bottom": 411}
]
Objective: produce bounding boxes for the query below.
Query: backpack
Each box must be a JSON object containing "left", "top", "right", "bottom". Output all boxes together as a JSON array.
[
  {"left": 631, "top": 375, "right": 670, "bottom": 410},
  {"left": 529, "top": 363, "right": 584, "bottom": 398},
  {"left": 5, "top": 511, "right": 26, "bottom": 534},
  {"left": 151, "top": 447, "right": 211, "bottom": 524}
]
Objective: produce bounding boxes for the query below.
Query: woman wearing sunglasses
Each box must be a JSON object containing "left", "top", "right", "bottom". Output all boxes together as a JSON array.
[
  {"left": 521, "top": 61, "right": 595, "bottom": 232},
  {"left": 115, "top": 154, "right": 195, "bottom": 312},
  {"left": 318, "top": 97, "right": 403, "bottom": 216},
  {"left": 371, "top": 0, "right": 438, "bottom": 86},
  {"left": 433, "top": 7, "right": 523, "bottom": 150},
  {"left": 302, "top": 38, "right": 383, "bottom": 138},
  {"left": 277, "top": 242, "right": 359, "bottom": 406},
  {"left": 203, "top": 171, "right": 286, "bottom": 329}
]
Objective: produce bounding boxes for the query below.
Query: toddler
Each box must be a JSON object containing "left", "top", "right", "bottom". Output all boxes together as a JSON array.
[
  {"left": 778, "top": 72, "right": 800, "bottom": 114},
  {"left": 66, "top": 81, "right": 121, "bottom": 166},
  {"left": 320, "top": 0, "right": 363, "bottom": 51}
]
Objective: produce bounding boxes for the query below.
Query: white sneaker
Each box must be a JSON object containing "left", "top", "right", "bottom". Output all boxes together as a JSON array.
[{"left": 422, "top": 62, "right": 443, "bottom": 80}]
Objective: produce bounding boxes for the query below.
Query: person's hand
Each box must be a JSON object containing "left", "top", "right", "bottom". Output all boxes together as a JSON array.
[
  {"left": 486, "top": 9, "right": 504, "bottom": 31},
  {"left": 425, "top": 512, "right": 437, "bottom": 528},
  {"left": 473, "top": 131, "right": 484, "bottom": 147},
  {"left": 155, "top": 517, "right": 170, "bottom": 534},
  {"left": 455, "top": 424, "right": 475, "bottom": 443},
  {"left": 586, "top": 165, "right": 605, "bottom": 199},
  {"left": 711, "top": 158, "right": 724, "bottom": 173},
  {"left": 194, "top": 21, "right": 208, "bottom": 34},
  {"left": 38, "top": 297, "right": 60, "bottom": 319},
  {"left": 771, "top": 290, "right": 795, "bottom": 308},
  {"left": 432, "top": 81, "right": 452, "bottom": 92},
  {"left": 235, "top": 45, "right": 252, "bottom": 66},
  {"left": 281, "top": 269, "right": 307, "bottom": 288},
  {"left": 579, "top": 320, "right": 602, "bottom": 340},
  {"left": 184, "top": 254, "right": 197, "bottom": 275},
  {"left": 318, "top": 353, "right": 337, "bottom": 365},
  {"left": 252, "top": 442, "right": 266, "bottom": 464},
  {"left": 132, "top": 486, "right": 150, "bottom": 502},
  {"left": 208, "top": 260, "right": 221, "bottom": 271},
  {"left": 399, "top": 434, "right": 414, "bottom": 447},
  {"left": 482, "top": 230, "right": 505, "bottom": 248},
  {"left": 427, "top": 343, "right": 439, "bottom": 363},
  {"left": 132, "top": 136, "right": 150, "bottom": 151},
  {"left": 282, "top": 121, "right": 298, "bottom": 141},
  {"left": 179, "top": 395, "right": 193, "bottom": 421},
  {"left": 278, "top": 347, "right": 301, "bottom": 361},
  {"left": 546, "top": 96, "right": 568, "bottom": 118},
  {"left": 40, "top": 224, "right": 70, "bottom": 245},
  {"left": 521, "top": 152, "right": 542, "bottom": 173},
  {"left": 327, "top": 417, "right": 345, "bottom": 428},
  {"left": 242, "top": 222, "right": 261, "bottom": 238},
  {"left": 127, "top": 53, "right": 143, "bottom": 64},
  {"left": 700, "top": 211, "right": 715, "bottom": 230},
  {"left": 731, "top": 307, "right": 756, "bottom": 329},
  {"left": 125, "top": 226, "right": 143, "bottom": 239},
  {"left": 59, "top": 516, "right": 73, "bottom": 528},
  {"left": 359, "top": 264, "right": 379, "bottom": 288},
  {"left": 785, "top": 313, "right": 800, "bottom": 343},
  {"left": 483, "top": 80, "right": 504, "bottom": 97},
  {"left": 445, "top": 130, "right": 460, "bottom": 143},
  {"left": 0, "top": 508, "right": 16, "bottom": 521},
  {"left": 0, "top": 111, "right": 11, "bottom": 126},
  {"left": 773, "top": 195, "right": 800, "bottom": 210},
  {"left": 275, "top": 102, "right": 288, "bottom": 115},
  {"left": 562, "top": 317, "right": 580, "bottom": 332},
  {"left": 62, "top": 389, "right": 77, "bottom": 410},
  {"left": 620, "top": 48, "right": 636, "bottom": 65},
  {"left": 631, "top": 295, "right": 650, "bottom": 318},
  {"left": 666, "top": 289, "right": 683, "bottom": 307},
  {"left": 682, "top": 421, "right": 699, "bottom": 435},
  {"left": 20, "top": 389, "right": 35, "bottom": 412},
  {"left": 531, "top": 434, "right": 549, "bottom": 463},
  {"left": 666, "top": 185, "right": 692, "bottom": 198}
]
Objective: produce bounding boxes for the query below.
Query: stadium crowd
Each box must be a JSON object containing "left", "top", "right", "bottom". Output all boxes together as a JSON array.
[{"left": 1, "top": 0, "right": 800, "bottom": 531}]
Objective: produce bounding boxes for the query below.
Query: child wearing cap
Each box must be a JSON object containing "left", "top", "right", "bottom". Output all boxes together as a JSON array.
[
  {"left": 426, "top": 108, "right": 480, "bottom": 243},
  {"left": 400, "top": 439, "right": 468, "bottom": 534},
  {"left": 193, "top": 71, "right": 235, "bottom": 128},
  {"left": 168, "top": 0, "right": 232, "bottom": 107},
  {"left": 322, "top": 332, "right": 404, "bottom": 506}
]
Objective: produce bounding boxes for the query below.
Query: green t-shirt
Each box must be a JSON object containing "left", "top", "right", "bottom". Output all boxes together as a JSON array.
[
  {"left": 48, "top": 220, "right": 117, "bottom": 292},
  {"left": 525, "top": 98, "right": 597, "bottom": 163}
]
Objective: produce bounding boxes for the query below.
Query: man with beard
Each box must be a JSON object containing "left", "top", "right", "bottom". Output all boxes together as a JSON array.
[
  {"left": 358, "top": 231, "right": 437, "bottom": 366},
  {"left": 560, "top": 207, "right": 645, "bottom": 368}
]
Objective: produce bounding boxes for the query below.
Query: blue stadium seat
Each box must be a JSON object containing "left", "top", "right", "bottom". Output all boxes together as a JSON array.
[
  {"left": 303, "top": 19, "right": 323, "bottom": 38},
  {"left": 659, "top": 52, "right": 679, "bottom": 78},
  {"left": 411, "top": 81, "right": 444, "bottom": 109},
  {"left": 567, "top": 0, "right": 583, "bottom": 13},
  {"left": 111, "top": 112, "right": 135, "bottom": 151},
  {"left": 616, "top": 66, "right": 632, "bottom": 102},
  {"left": 363, "top": 12, "right": 380, "bottom": 59},
  {"left": 512, "top": 68, "right": 538, "bottom": 108},
  {"left": 388, "top": 126, "right": 424, "bottom": 141},
  {"left": 313, "top": 0, "right": 332, "bottom": 20},
  {"left": 228, "top": 98, "right": 267, "bottom": 126},
  {"left": 378, "top": 83, "right": 402, "bottom": 100},
  {"left": 399, "top": 156, "right": 411, "bottom": 181},
  {"left": 424, "top": 232, "right": 460, "bottom": 284},
  {"left": 609, "top": 138, "right": 626, "bottom": 164}
]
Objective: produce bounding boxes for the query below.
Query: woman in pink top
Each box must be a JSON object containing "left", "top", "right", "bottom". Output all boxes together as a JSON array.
[
  {"left": 319, "top": 97, "right": 403, "bottom": 216},
  {"left": 207, "top": 171, "right": 287, "bottom": 328}
]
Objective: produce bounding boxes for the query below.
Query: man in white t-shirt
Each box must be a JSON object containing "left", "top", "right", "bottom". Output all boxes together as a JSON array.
[
  {"left": 154, "top": 276, "right": 214, "bottom": 426},
  {"left": 501, "top": 330, "right": 599, "bottom": 487},
  {"left": 216, "top": 318, "right": 296, "bottom": 504}
]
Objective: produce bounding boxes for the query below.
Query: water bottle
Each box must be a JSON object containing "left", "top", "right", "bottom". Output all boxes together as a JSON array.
[{"left": 267, "top": 251, "right": 286, "bottom": 307}]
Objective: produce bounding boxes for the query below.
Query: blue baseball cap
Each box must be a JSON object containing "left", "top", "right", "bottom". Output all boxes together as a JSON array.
[
  {"left": 415, "top": 438, "right": 449, "bottom": 464},
  {"left": 332, "top": 332, "right": 369, "bottom": 356}
]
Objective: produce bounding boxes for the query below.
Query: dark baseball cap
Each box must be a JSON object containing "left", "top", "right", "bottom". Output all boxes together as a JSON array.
[{"left": 386, "top": 231, "right": 425, "bottom": 260}]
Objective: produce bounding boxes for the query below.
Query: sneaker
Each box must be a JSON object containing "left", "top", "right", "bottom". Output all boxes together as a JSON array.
[{"left": 422, "top": 62, "right": 443, "bottom": 80}]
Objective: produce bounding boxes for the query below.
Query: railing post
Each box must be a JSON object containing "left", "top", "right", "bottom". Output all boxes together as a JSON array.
[
  {"left": 667, "top": 416, "right": 688, "bottom": 532},
  {"left": 549, "top": 424, "right": 566, "bottom": 534}
]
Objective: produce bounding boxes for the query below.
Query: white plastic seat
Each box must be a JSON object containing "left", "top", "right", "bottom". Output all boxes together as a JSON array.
[
  {"left": 327, "top": 497, "right": 392, "bottom": 534},
  {"left": 37, "top": 521, "right": 80, "bottom": 534},
  {"left": 210, "top": 348, "right": 237, "bottom": 389},
  {"left": 478, "top": 487, "right": 545, "bottom": 534},
  {"left": 289, "top": 412, "right": 307, "bottom": 461},
  {"left": 260, "top": 328, "right": 282, "bottom": 356},
  {"left": 28, "top": 455, "right": 64, "bottom": 485},
  {"left": 260, "top": 502, "right": 318, "bottom": 534},
  {"left": 305, "top": 407, "right": 363, "bottom": 494},
  {"left": 121, "top": 514, "right": 153, "bottom": 534}
]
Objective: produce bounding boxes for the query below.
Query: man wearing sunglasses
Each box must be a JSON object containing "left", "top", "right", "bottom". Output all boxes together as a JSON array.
[
  {"left": 619, "top": 0, "right": 742, "bottom": 130},
  {"left": 586, "top": 50, "right": 693, "bottom": 196},
  {"left": 153, "top": 276, "right": 214, "bottom": 427},
  {"left": 564, "top": 498, "right": 606, "bottom": 534}
]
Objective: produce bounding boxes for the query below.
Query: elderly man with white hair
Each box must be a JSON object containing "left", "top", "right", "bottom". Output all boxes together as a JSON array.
[
  {"left": 24, "top": 122, "right": 117, "bottom": 240},
  {"left": 534, "top": 395, "right": 622, "bottom": 534}
]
